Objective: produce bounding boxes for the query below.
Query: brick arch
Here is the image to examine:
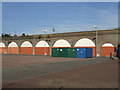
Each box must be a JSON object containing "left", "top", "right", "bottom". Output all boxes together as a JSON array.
[
  {"left": 102, "top": 43, "right": 114, "bottom": 47},
  {"left": 0, "top": 42, "right": 6, "bottom": 54},
  {"left": 74, "top": 38, "right": 96, "bottom": 56},
  {"left": 35, "top": 40, "right": 50, "bottom": 55},
  {"left": 100, "top": 41, "right": 116, "bottom": 48},
  {"left": 21, "top": 41, "right": 33, "bottom": 47},
  {"left": 74, "top": 38, "right": 95, "bottom": 47},
  {"left": 35, "top": 40, "right": 50, "bottom": 47},
  {"left": 20, "top": 41, "right": 33, "bottom": 55},
  {"left": 8, "top": 42, "right": 18, "bottom": 47},
  {"left": 0, "top": 42, "right": 6, "bottom": 47},
  {"left": 20, "top": 40, "right": 33, "bottom": 47},
  {"left": 72, "top": 37, "right": 96, "bottom": 47},
  {"left": 50, "top": 39, "right": 59, "bottom": 47},
  {"left": 8, "top": 42, "right": 19, "bottom": 54},
  {"left": 32, "top": 40, "right": 41, "bottom": 47},
  {"left": 52, "top": 39, "right": 71, "bottom": 48},
  {"left": 100, "top": 42, "right": 115, "bottom": 57}
]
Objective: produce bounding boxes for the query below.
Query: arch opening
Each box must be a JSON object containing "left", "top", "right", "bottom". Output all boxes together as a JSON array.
[
  {"left": 21, "top": 41, "right": 32, "bottom": 47},
  {"left": 74, "top": 38, "right": 95, "bottom": 47},
  {"left": 101, "top": 43, "right": 114, "bottom": 56},
  {"left": 0, "top": 42, "right": 6, "bottom": 54},
  {"left": 53, "top": 39, "right": 71, "bottom": 48},
  {"left": 35, "top": 41, "right": 50, "bottom": 55},
  {"left": 8, "top": 42, "right": 18, "bottom": 54},
  {"left": 20, "top": 41, "right": 33, "bottom": 55},
  {"left": 0, "top": 42, "right": 5, "bottom": 47},
  {"left": 74, "top": 38, "right": 96, "bottom": 56}
]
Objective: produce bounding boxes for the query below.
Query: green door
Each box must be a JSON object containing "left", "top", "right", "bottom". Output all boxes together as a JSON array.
[
  {"left": 68, "top": 48, "right": 76, "bottom": 58},
  {"left": 51, "top": 48, "right": 59, "bottom": 57},
  {"left": 59, "top": 48, "right": 68, "bottom": 57}
]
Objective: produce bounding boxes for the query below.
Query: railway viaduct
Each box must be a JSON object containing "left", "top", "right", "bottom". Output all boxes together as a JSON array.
[{"left": 0, "top": 29, "right": 119, "bottom": 57}]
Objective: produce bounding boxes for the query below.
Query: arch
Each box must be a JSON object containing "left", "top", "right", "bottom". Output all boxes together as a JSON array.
[
  {"left": 53, "top": 39, "right": 71, "bottom": 47},
  {"left": 8, "top": 42, "right": 18, "bottom": 47},
  {"left": 74, "top": 38, "right": 96, "bottom": 56},
  {"left": 20, "top": 41, "right": 33, "bottom": 55},
  {"left": 74, "top": 38, "right": 95, "bottom": 47},
  {"left": 8, "top": 42, "right": 18, "bottom": 54},
  {"left": 21, "top": 41, "right": 32, "bottom": 47},
  {"left": 0, "top": 42, "right": 5, "bottom": 47},
  {"left": 102, "top": 43, "right": 114, "bottom": 47},
  {"left": 35, "top": 41, "right": 50, "bottom": 55},
  {"left": 35, "top": 41, "right": 50, "bottom": 47},
  {"left": 101, "top": 43, "right": 114, "bottom": 56},
  {"left": 0, "top": 42, "right": 6, "bottom": 54}
]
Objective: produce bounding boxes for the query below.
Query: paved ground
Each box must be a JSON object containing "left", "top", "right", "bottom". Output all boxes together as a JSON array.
[
  {"left": 2, "top": 55, "right": 118, "bottom": 88},
  {"left": 2, "top": 54, "right": 78, "bottom": 68}
]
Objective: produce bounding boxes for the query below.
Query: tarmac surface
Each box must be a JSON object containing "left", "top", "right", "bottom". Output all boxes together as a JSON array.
[{"left": 2, "top": 55, "right": 118, "bottom": 88}]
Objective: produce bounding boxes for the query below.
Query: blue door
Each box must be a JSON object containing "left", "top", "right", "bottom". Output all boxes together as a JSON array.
[
  {"left": 114, "top": 47, "right": 118, "bottom": 52},
  {"left": 117, "top": 44, "right": 120, "bottom": 59},
  {"left": 86, "top": 48, "right": 92, "bottom": 58},
  {"left": 76, "top": 48, "right": 86, "bottom": 58}
]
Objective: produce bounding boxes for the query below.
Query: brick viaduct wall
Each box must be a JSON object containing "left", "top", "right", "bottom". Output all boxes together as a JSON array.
[{"left": 1, "top": 29, "right": 119, "bottom": 56}]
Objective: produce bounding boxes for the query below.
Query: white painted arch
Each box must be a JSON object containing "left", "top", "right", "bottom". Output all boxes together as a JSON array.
[
  {"left": 102, "top": 43, "right": 114, "bottom": 47},
  {"left": 0, "top": 42, "right": 5, "bottom": 47},
  {"left": 21, "top": 41, "right": 32, "bottom": 47},
  {"left": 8, "top": 42, "right": 18, "bottom": 47},
  {"left": 74, "top": 38, "right": 95, "bottom": 47},
  {"left": 53, "top": 39, "right": 71, "bottom": 47},
  {"left": 36, "top": 41, "right": 49, "bottom": 47}
]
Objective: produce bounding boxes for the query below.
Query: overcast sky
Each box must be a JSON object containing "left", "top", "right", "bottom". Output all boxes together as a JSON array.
[{"left": 2, "top": 2, "right": 118, "bottom": 35}]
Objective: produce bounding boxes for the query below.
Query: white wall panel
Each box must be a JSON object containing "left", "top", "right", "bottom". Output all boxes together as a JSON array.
[
  {"left": 0, "top": 42, "right": 5, "bottom": 47},
  {"left": 8, "top": 42, "right": 18, "bottom": 47},
  {"left": 75, "top": 38, "right": 95, "bottom": 47},
  {"left": 53, "top": 39, "right": 71, "bottom": 47},
  {"left": 21, "top": 41, "right": 32, "bottom": 47},
  {"left": 102, "top": 43, "right": 114, "bottom": 47},
  {"left": 36, "top": 41, "right": 49, "bottom": 47}
]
